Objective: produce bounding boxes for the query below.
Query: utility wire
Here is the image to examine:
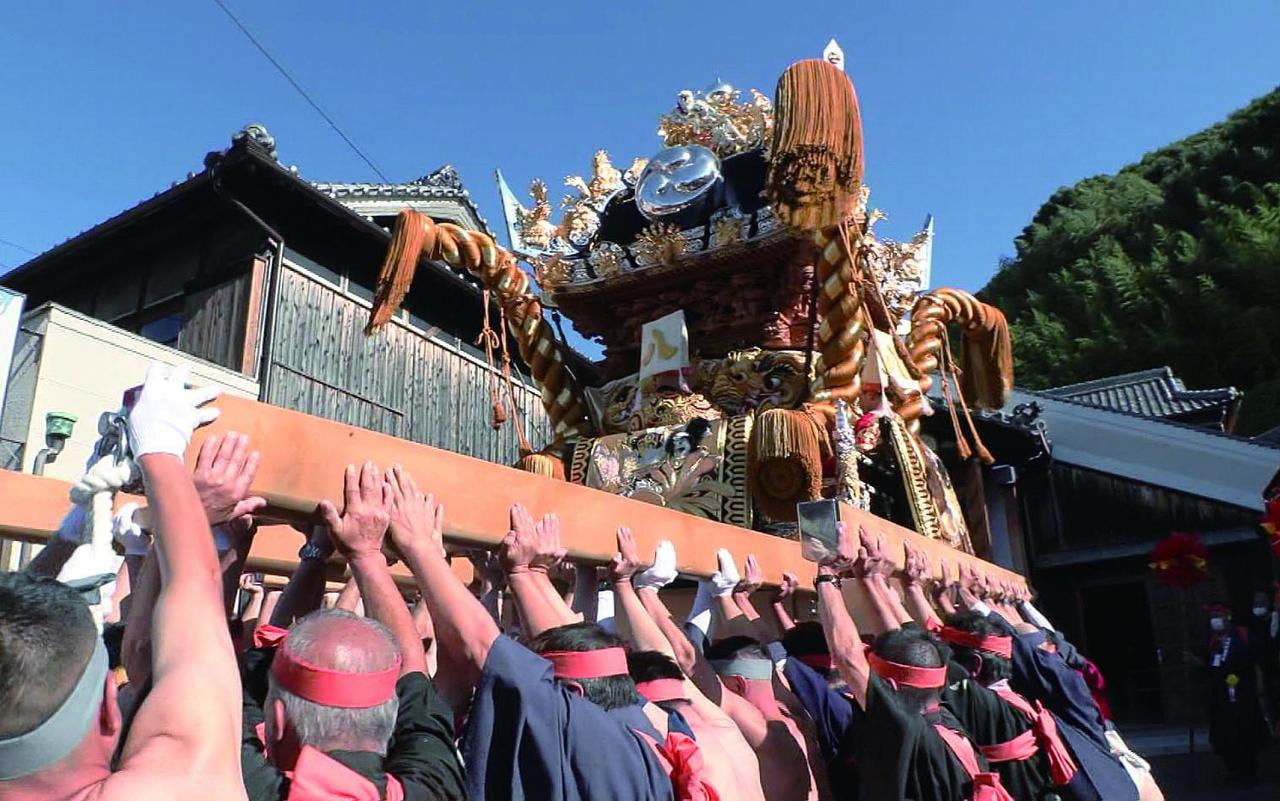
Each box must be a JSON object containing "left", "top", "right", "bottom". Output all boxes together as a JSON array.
[
  {"left": 0, "top": 237, "right": 37, "bottom": 256},
  {"left": 210, "top": 0, "right": 391, "bottom": 182}
]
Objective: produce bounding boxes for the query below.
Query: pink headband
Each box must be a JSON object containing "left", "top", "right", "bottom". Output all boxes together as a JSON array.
[
  {"left": 939, "top": 626, "right": 1014, "bottom": 659},
  {"left": 542, "top": 647, "right": 629, "bottom": 679},
  {"left": 868, "top": 651, "right": 947, "bottom": 689},
  {"left": 635, "top": 678, "right": 687, "bottom": 703},
  {"left": 271, "top": 648, "right": 401, "bottom": 708}
]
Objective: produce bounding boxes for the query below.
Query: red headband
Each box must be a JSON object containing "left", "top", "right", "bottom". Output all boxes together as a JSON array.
[
  {"left": 271, "top": 648, "right": 401, "bottom": 709},
  {"left": 868, "top": 651, "right": 947, "bottom": 689},
  {"left": 635, "top": 678, "right": 687, "bottom": 703},
  {"left": 798, "top": 653, "right": 835, "bottom": 672},
  {"left": 542, "top": 648, "right": 629, "bottom": 679},
  {"left": 939, "top": 626, "right": 1014, "bottom": 659}
]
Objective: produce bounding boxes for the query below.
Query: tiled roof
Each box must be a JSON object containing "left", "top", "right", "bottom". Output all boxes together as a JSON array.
[
  {"left": 1044, "top": 367, "right": 1240, "bottom": 419},
  {"left": 311, "top": 165, "right": 489, "bottom": 233}
]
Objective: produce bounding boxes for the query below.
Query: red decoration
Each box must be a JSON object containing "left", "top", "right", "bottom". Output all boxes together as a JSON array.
[
  {"left": 1261, "top": 498, "right": 1280, "bottom": 558},
  {"left": 1149, "top": 532, "right": 1209, "bottom": 588}
]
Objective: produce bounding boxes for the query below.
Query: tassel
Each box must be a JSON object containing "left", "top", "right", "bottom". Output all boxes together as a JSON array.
[
  {"left": 367, "top": 209, "right": 432, "bottom": 334},
  {"left": 959, "top": 306, "right": 1013, "bottom": 410},
  {"left": 748, "top": 408, "right": 825, "bottom": 522},
  {"left": 766, "top": 59, "right": 864, "bottom": 231},
  {"left": 514, "top": 452, "right": 566, "bottom": 480}
]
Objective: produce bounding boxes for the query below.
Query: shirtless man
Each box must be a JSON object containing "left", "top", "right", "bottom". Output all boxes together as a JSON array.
[
  {"left": 631, "top": 542, "right": 823, "bottom": 801},
  {"left": 0, "top": 362, "right": 245, "bottom": 800},
  {"left": 610, "top": 530, "right": 767, "bottom": 801}
]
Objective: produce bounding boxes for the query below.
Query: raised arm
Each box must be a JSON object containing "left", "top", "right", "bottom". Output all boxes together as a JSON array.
[
  {"left": 609, "top": 528, "right": 679, "bottom": 658},
  {"left": 901, "top": 541, "right": 943, "bottom": 631},
  {"left": 112, "top": 364, "right": 243, "bottom": 793},
  {"left": 735, "top": 554, "right": 785, "bottom": 643},
  {"left": 387, "top": 468, "right": 500, "bottom": 708},
  {"left": 268, "top": 524, "right": 334, "bottom": 628},
  {"left": 817, "top": 523, "right": 870, "bottom": 709},
  {"left": 856, "top": 527, "right": 910, "bottom": 635},
  {"left": 934, "top": 559, "right": 958, "bottom": 616},
  {"left": 766, "top": 572, "right": 800, "bottom": 637},
  {"left": 710, "top": 549, "right": 759, "bottom": 640},
  {"left": 500, "top": 504, "right": 575, "bottom": 638},
  {"left": 23, "top": 506, "right": 84, "bottom": 578},
  {"left": 323, "top": 462, "right": 424, "bottom": 676}
]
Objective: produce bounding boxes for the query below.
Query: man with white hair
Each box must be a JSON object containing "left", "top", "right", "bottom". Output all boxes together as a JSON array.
[{"left": 239, "top": 461, "right": 463, "bottom": 801}]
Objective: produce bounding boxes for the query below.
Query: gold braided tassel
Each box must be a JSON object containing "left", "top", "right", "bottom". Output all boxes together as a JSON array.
[
  {"left": 766, "top": 59, "right": 865, "bottom": 231},
  {"left": 514, "top": 451, "right": 565, "bottom": 480},
  {"left": 748, "top": 408, "right": 826, "bottom": 522}
]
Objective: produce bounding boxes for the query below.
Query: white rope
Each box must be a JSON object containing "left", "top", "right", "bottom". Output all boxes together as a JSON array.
[{"left": 61, "top": 454, "right": 136, "bottom": 631}]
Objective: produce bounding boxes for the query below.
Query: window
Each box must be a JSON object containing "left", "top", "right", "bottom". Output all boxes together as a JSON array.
[{"left": 139, "top": 313, "right": 183, "bottom": 347}]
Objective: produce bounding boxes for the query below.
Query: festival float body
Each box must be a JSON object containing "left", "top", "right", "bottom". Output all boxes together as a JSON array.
[
  {"left": 364, "top": 44, "right": 1015, "bottom": 565},
  {"left": 0, "top": 46, "right": 1023, "bottom": 590}
]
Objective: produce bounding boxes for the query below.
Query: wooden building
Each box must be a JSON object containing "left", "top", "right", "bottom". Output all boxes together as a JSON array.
[
  {"left": 1, "top": 124, "right": 553, "bottom": 469},
  {"left": 951, "top": 374, "right": 1280, "bottom": 724}
]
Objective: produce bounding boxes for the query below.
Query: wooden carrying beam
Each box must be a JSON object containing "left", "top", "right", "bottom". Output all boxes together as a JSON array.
[{"left": 0, "top": 395, "right": 1025, "bottom": 591}]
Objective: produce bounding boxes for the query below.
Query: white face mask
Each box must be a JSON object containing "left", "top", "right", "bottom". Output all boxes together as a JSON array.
[
  {"left": 1209, "top": 617, "right": 1227, "bottom": 632},
  {"left": 1254, "top": 607, "right": 1270, "bottom": 618}
]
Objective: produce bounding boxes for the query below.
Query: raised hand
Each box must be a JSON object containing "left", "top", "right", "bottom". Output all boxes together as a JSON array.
[
  {"left": 857, "top": 526, "right": 895, "bottom": 579},
  {"left": 319, "top": 462, "right": 392, "bottom": 560},
  {"left": 776, "top": 571, "right": 800, "bottom": 600},
  {"left": 903, "top": 542, "right": 930, "bottom": 585},
  {"left": 710, "top": 548, "right": 741, "bottom": 596},
  {"left": 737, "top": 553, "right": 764, "bottom": 595},
  {"left": 823, "top": 521, "right": 859, "bottom": 577},
  {"left": 500, "top": 503, "right": 543, "bottom": 574},
  {"left": 634, "top": 540, "right": 678, "bottom": 592},
  {"left": 609, "top": 525, "right": 646, "bottom": 582},
  {"left": 385, "top": 465, "right": 445, "bottom": 560},
  {"left": 192, "top": 432, "right": 266, "bottom": 524},
  {"left": 128, "top": 362, "right": 221, "bottom": 459},
  {"left": 531, "top": 512, "right": 566, "bottom": 573}
]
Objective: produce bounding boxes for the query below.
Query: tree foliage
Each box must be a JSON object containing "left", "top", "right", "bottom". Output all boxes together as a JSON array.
[{"left": 981, "top": 89, "right": 1280, "bottom": 434}]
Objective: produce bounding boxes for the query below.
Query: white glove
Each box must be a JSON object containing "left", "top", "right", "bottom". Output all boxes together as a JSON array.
[
  {"left": 127, "top": 362, "right": 220, "bottom": 459},
  {"left": 111, "top": 502, "right": 150, "bottom": 557},
  {"left": 710, "top": 548, "right": 741, "bottom": 597},
  {"left": 634, "top": 540, "right": 679, "bottom": 592},
  {"left": 54, "top": 504, "right": 90, "bottom": 545}
]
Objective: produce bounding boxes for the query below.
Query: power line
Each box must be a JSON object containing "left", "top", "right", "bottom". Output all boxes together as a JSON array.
[
  {"left": 0, "top": 237, "right": 37, "bottom": 256},
  {"left": 210, "top": 0, "right": 390, "bottom": 182}
]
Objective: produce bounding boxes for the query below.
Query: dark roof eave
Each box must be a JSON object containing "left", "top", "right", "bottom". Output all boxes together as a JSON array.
[
  {"left": 3, "top": 140, "right": 479, "bottom": 301},
  {"left": 4, "top": 172, "right": 212, "bottom": 288}
]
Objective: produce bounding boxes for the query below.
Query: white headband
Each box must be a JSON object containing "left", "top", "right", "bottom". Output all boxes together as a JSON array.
[{"left": 0, "top": 638, "right": 107, "bottom": 780}]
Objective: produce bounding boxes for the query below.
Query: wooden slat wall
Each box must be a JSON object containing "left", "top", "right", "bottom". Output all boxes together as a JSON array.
[
  {"left": 265, "top": 266, "right": 551, "bottom": 465},
  {"left": 178, "top": 273, "right": 252, "bottom": 370}
]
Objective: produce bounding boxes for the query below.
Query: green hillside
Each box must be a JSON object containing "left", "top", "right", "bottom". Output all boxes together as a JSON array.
[{"left": 980, "top": 88, "right": 1280, "bottom": 434}]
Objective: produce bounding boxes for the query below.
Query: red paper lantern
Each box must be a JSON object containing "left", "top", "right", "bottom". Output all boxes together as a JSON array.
[{"left": 1149, "top": 531, "right": 1209, "bottom": 588}]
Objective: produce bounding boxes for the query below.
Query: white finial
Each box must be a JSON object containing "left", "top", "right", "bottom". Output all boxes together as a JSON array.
[{"left": 823, "top": 38, "right": 845, "bottom": 71}]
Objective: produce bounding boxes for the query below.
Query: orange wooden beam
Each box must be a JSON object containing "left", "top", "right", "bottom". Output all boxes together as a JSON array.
[{"left": 0, "top": 395, "right": 1026, "bottom": 591}]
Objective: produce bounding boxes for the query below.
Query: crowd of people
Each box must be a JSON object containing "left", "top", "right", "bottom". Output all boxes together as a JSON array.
[{"left": 0, "top": 363, "right": 1167, "bottom": 800}]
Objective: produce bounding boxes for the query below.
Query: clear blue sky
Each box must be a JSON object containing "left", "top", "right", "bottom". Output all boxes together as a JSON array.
[{"left": 2, "top": 0, "right": 1278, "bottom": 298}]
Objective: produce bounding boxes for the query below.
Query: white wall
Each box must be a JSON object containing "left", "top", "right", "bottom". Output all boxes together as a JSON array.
[{"left": 18, "top": 305, "right": 258, "bottom": 481}]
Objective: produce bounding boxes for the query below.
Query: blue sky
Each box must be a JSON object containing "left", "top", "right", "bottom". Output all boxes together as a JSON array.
[{"left": 2, "top": 0, "right": 1278, "bottom": 299}]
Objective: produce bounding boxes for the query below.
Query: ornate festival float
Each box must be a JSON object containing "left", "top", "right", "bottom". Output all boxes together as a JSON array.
[{"left": 364, "top": 44, "right": 1014, "bottom": 558}]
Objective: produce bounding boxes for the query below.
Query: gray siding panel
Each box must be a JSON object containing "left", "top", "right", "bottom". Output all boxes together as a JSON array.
[{"left": 266, "top": 266, "right": 550, "bottom": 465}]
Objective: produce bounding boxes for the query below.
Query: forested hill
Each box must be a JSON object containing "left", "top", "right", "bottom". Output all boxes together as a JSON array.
[{"left": 980, "top": 88, "right": 1280, "bottom": 434}]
